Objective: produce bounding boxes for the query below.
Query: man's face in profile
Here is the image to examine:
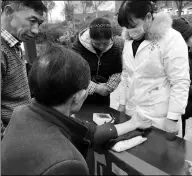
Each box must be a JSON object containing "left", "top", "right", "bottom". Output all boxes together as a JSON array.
[{"left": 8, "top": 7, "right": 44, "bottom": 41}]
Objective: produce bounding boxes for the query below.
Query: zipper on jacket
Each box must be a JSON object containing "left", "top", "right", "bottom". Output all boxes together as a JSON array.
[{"left": 96, "top": 53, "right": 103, "bottom": 76}]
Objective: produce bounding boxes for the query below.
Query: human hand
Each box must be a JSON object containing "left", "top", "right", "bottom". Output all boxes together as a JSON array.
[
  {"left": 118, "top": 104, "right": 126, "bottom": 112},
  {"left": 164, "top": 118, "right": 179, "bottom": 135},
  {"left": 95, "top": 83, "right": 110, "bottom": 96},
  {"left": 132, "top": 115, "right": 152, "bottom": 130}
]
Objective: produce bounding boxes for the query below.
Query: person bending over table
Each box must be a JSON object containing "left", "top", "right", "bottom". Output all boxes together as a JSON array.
[
  {"left": 117, "top": 0, "right": 190, "bottom": 136},
  {"left": 1, "top": 43, "right": 151, "bottom": 175},
  {"left": 72, "top": 17, "right": 124, "bottom": 106}
]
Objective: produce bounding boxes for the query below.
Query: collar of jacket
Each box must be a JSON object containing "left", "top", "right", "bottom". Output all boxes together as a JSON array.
[
  {"left": 121, "top": 11, "right": 173, "bottom": 41},
  {"left": 29, "top": 99, "right": 88, "bottom": 141},
  {"left": 78, "top": 28, "right": 113, "bottom": 54}
]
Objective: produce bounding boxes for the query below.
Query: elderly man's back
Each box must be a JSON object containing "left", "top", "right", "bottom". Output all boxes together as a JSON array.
[{"left": 1, "top": 104, "right": 89, "bottom": 175}]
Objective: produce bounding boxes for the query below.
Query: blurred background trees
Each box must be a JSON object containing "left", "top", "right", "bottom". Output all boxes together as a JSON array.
[{"left": 35, "top": 0, "right": 192, "bottom": 55}]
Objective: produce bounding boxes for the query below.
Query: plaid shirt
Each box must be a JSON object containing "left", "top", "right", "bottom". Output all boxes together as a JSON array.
[
  {"left": 1, "top": 28, "right": 22, "bottom": 57},
  {"left": 88, "top": 73, "right": 121, "bottom": 95}
]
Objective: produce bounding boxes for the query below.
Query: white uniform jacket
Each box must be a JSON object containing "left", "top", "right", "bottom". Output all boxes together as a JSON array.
[{"left": 119, "top": 12, "right": 190, "bottom": 129}]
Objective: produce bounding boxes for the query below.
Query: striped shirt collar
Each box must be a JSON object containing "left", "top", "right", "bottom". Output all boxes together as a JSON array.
[{"left": 1, "top": 28, "right": 20, "bottom": 48}]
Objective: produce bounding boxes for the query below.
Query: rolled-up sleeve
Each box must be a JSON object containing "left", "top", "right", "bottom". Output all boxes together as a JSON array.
[
  {"left": 164, "top": 34, "right": 190, "bottom": 120},
  {"left": 87, "top": 81, "right": 97, "bottom": 95},
  {"left": 106, "top": 73, "right": 121, "bottom": 92}
]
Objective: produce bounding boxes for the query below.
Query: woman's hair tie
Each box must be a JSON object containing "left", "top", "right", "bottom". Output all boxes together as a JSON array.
[{"left": 89, "top": 24, "right": 111, "bottom": 29}]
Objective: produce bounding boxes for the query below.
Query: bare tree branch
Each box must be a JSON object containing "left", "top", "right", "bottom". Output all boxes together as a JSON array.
[{"left": 91, "top": 1, "right": 106, "bottom": 18}]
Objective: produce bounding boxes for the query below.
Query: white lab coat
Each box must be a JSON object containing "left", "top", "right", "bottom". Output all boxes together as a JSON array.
[{"left": 119, "top": 12, "right": 190, "bottom": 133}]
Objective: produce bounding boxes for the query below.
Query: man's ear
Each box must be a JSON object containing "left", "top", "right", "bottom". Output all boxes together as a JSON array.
[
  {"left": 73, "top": 89, "right": 87, "bottom": 104},
  {"left": 4, "top": 5, "right": 14, "bottom": 16}
]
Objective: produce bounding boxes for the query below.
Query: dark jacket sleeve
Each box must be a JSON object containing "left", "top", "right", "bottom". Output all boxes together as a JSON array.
[
  {"left": 42, "top": 160, "right": 89, "bottom": 175},
  {"left": 81, "top": 120, "right": 118, "bottom": 147}
]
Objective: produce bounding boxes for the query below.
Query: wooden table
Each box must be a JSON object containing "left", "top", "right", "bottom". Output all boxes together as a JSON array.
[{"left": 76, "top": 104, "right": 192, "bottom": 175}]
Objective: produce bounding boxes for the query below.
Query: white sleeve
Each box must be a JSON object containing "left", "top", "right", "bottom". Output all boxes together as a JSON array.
[
  {"left": 119, "top": 41, "right": 129, "bottom": 105},
  {"left": 164, "top": 33, "right": 190, "bottom": 120}
]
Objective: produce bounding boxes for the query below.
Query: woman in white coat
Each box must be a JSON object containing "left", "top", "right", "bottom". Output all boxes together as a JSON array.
[{"left": 117, "top": 0, "right": 190, "bottom": 135}]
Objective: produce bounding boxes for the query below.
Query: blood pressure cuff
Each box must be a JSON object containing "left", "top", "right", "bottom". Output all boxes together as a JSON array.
[
  {"left": 105, "top": 128, "right": 151, "bottom": 149},
  {"left": 93, "top": 123, "right": 118, "bottom": 147}
]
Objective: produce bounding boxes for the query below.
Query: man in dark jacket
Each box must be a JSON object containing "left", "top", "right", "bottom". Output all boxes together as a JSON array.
[
  {"left": 1, "top": 43, "right": 151, "bottom": 175},
  {"left": 72, "top": 18, "right": 124, "bottom": 106},
  {"left": 1, "top": 44, "right": 91, "bottom": 175}
]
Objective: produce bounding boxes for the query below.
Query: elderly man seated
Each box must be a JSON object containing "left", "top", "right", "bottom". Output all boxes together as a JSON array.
[{"left": 1, "top": 43, "right": 151, "bottom": 175}]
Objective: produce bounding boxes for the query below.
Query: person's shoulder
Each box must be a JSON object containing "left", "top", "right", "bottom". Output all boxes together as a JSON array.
[
  {"left": 12, "top": 104, "right": 30, "bottom": 117},
  {"left": 165, "top": 27, "right": 184, "bottom": 42},
  {"left": 2, "top": 130, "right": 88, "bottom": 175},
  {"left": 42, "top": 156, "right": 89, "bottom": 175},
  {"left": 40, "top": 131, "right": 89, "bottom": 175},
  {"left": 2, "top": 115, "right": 88, "bottom": 175},
  {"left": 72, "top": 37, "right": 82, "bottom": 49}
]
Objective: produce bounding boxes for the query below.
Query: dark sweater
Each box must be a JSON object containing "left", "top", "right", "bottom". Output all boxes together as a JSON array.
[{"left": 1, "top": 100, "right": 117, "bottom": 175}]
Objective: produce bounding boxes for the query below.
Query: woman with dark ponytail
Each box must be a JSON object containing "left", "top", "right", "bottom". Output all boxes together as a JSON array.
[{"left": 117, "top": 0, "right": 190, "bottom": 136}]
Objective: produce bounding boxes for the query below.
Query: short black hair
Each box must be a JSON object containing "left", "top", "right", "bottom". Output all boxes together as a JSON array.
[
  {"left": 118, "top": 0, "right": 154, "bottom": 28},
  {"left": 28, "top": 43, "right": 91, "bottom": 106},
  {"left": 1, "top": 0, "right": 47, "bottom": 13},
  {"left": 89, "top": 17, "right": 112, "bottom": 40}
]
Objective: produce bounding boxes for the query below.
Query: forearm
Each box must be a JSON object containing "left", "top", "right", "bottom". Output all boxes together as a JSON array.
[
  {"left": 93, "top": 118, "right": 137, "bottom": 146},
  {"left": 114, "top": 118, "right": 136, "bottom": 136},
  {"left": 164, "top": 36, "right": 190, "bottom": 120},
  {"left": 106, "top": 73, "right": 121, "bottom": 92},
  {"left": 167, "top": 80, "right": 190, "bottom": 120},
  {"left": 87, "top": 81, "right": 98, "bottom": 95}
]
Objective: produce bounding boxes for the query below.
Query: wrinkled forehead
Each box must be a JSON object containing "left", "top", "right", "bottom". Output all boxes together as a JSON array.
[{"left": 17, "top": 7, "right": 45, "bottom": 22}]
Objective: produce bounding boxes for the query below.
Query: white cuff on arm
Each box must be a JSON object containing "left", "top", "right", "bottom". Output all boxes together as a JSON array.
[
  {"left": 167, "top": 111, "right": 181, "bottom": 121},
  {"left": 88, "top": 81, "right": 97, "bottom": 95}
]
